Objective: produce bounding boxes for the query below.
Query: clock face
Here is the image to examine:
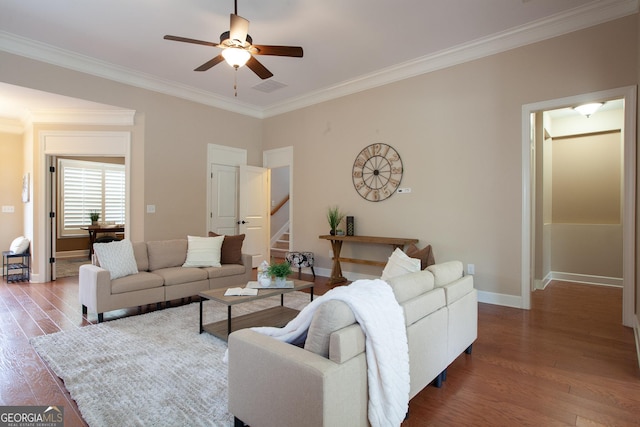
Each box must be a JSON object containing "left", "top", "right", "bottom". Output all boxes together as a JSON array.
[{"left": 352, "top": 143, "right": 403, "bottom": 202}]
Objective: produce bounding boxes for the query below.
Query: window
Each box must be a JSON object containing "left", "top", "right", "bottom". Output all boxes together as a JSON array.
[{"left": 58, "top": 159, "right": 125, "bottom": 237}]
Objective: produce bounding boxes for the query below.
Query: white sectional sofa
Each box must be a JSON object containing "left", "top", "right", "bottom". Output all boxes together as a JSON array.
[
  {"left": 228, "top": 260, "right": 477, "bottom": 427},
  {"left": 79, "top": 238, "right": 252, "bottom": 322}
]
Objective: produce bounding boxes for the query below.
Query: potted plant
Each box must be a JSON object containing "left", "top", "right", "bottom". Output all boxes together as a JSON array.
[
  {"left": 327, "top": 206, "right": 345, "bottom": 235},
  {"left": 267, "top": 261, "right": 293, "bottom": 287},
  {"left": 89, "top": 210, "right": 100, "bottom": 225}
]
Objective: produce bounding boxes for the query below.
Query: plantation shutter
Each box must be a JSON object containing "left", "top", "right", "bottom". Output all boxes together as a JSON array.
[{"left": 59, "top": 159, "right": 125, "bottom": 237}]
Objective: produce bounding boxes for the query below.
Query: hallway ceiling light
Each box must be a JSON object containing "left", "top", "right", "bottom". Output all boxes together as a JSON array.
[{"left": 574, "top": 102, "right": 603, "bottom": 118}]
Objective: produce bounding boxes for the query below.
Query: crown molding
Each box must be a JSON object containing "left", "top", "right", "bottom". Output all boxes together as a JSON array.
[
  {"left": 0, "top": 116, "right": 25, "bottom": 134},
  {"left": 263, "top": 0, "right": 639, "bottom": 117},
  {"left": 29, "top": 109, "right": 136, "bottom": 126},
  {"left": 0, "top": 0, "right": 637, "bottom": 119}
]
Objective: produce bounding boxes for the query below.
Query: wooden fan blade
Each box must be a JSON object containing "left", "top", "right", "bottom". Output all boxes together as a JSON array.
[
  {"left": 164, "top": 35, "right": 219, "bottom": 48},
  {"left": 246, "top": 56, "right": 274, "bottom": 80},
  {"left": 252, "top": 45, "right": 303, "bottom": 57},
  {"left": 194, "top": 55, "right": 225, "bottom": 71},
  {"left": 230, "top": 14, "right": 249, "bottom": 43}
]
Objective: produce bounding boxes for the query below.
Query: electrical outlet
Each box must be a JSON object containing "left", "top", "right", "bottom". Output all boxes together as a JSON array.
[
  {"left": 146, "top": 204, "right": 156, "bottom": 213},
  {"left": 467, "top": 264, "right": 475, "bottom": 275}
]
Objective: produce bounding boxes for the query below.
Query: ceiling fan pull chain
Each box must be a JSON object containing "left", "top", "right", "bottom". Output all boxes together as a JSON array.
[{"left": 233, "top": 65, "right": 239, "bottom": 97}]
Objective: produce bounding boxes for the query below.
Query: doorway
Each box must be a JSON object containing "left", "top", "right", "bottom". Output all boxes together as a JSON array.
[
  {"left": 521, "top": 86, "right": 636, "bottom": 327},
  {"left": 40, "top": 131, "right": 131, "bottom": 283}
]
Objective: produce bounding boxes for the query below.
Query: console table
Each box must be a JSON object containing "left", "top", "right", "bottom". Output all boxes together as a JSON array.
[{"left": 319, "top": 235, "right": 418, "bottom": 285}]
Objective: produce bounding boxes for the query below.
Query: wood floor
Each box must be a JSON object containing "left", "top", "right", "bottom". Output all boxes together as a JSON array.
[{"left": 1, "top": 273, "right": 638, "bottom": 426}]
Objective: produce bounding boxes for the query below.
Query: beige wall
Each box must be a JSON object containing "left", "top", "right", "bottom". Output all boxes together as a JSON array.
[
  {"left": 263, "top": 15, "right": 638, "bottom": 299},
  {"left": 552, "top": 132, "right": 621, "bottom": 224},
  {"left": 0, "top": 132, "right": 24, "bottom": 250}
]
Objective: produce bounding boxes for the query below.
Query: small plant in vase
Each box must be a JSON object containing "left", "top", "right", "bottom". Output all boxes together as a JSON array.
[
  {"left": 327, "top": 206, "right": 345, "bottom": 235},
  {"left": 267, "top": 261, "right": 293, "bottom": 287},
  {"left": 89, "top": 210, "right": 100, "bottom": 225}
]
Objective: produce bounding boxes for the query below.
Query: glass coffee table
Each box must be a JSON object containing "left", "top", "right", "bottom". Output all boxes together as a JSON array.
[{"left": 198, "top": 279, "right": 314, "bottom": 341}]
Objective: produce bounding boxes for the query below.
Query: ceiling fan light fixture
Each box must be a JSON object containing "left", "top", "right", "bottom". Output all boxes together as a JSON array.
[
  {"left": 574, "top": 102, "right": 603, "bottom": 118},
  {"left": 221, "top": 48, "right": 251, "bottom": 68}
]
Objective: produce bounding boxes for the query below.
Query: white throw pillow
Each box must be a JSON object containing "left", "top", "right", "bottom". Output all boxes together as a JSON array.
[
  {"left": 9, "top": 236, "right": 30, "bottom": 254},
  {"left": 381, "top": 247, "right": 421, "bottom": 281},
  {"left": 93, "top": 239, "right": 139, "bottom": 279},
  {"left": 182, "top": 235, "right": 224, "bottom": 268}
]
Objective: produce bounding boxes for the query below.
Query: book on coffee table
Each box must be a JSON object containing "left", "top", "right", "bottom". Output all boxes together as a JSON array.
[
  {"left": 246, "top": 280, "right": 294, "bottom": 289},
  {"left": 224, "top": 287, "right": 259, "bottom": 296}
]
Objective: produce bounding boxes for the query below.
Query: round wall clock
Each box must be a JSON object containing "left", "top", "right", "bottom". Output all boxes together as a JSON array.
[{"left": 352, "top": 143, "right": 403, "bottom": 202}]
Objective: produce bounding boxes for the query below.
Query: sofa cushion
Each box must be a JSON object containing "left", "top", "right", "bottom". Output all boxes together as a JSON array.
[
  {"left": 381, "top": 248, "right": 421, "bottom": 281},
  {"left": 147, "top": 239, "right": 187, "bottom": 271},
  {"left": 152, "top": 267, "right": 208, "bottom": 286},
  {"left": 93, "top": 239, "right": 139, "bottom": 280},
  {"left": 442, "top": 275, "right": 474, "bottom": 305},
  {"left": 427, "top": 260, "right": 464, "bottom": 287},
  {"left": 203, "top": 263, "right": 246, "bottom": 279},
  {"left": 111, "top": 271, "right": 164, "bottom": 294},
  {"left": 209, "top": 232, "right": 245, "bottom": 264},
  {"left": 304, "top": 300, "right": 356, "bottom": 358},
  {"left": 132, "top": 242, "right": 149, "bottom": 272},
  {"left": 182, "top": 235, "right": 224, "bottom": 268},
  {"left": 402, "top": 288, "right": 446, "bottom": 326},
  {"left": 386, "top": 269, "right": 435, "bottom": 304},
  {"left": 405, "top": 244, "right": 435, "bottom": 270}
]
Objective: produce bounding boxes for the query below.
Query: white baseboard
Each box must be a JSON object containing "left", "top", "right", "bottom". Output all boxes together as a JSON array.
[
  {"left": 547, "top": 271, "right": 623, "bottom": 288},
  {"left": 477, "top": 290, "right": 523, "bottom": 308}
]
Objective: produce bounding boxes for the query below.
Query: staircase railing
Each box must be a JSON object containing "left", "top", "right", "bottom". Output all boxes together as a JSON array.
[{"left": 270, "top": 194, "right": 290, "bottom": 216}]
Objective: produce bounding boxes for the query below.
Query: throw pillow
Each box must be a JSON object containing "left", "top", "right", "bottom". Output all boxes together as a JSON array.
[
  {"left": 93, "top": 239, "right": 139, "bottom": 279},
  {"left": 208, "top": 232, "right": 245, "bottom": 264},
  {"left": 182, "top": 235, "right": 224, "bottom": 268},
  {"left": 9, "top": 236, "right": 30, "bottom": 254},
  {"left": 381, "top": 247, "right": 421, "bottom": 281},
  {"left": 405, "top": 243, "right": 435, "bottom": 270}
]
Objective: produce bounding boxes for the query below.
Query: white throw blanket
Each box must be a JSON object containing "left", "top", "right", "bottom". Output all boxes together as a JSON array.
[{"left": 252, "top": 279, "right": 410, "bottom": 427}]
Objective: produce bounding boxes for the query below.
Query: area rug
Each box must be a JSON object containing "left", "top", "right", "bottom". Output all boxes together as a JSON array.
[
  {"left": 30, "top": 292, "right": 312, "bottom": 427},
  {"left": 56, "top": 257, "right": 92, "bottom": 278}
]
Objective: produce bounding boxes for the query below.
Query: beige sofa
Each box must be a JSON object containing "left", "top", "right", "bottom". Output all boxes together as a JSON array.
[
  {"left": 228, "top": 260, "right": 477, "bottom": 427},
  {"left": 79, "top": 239, "right": 252, "bottom": 322}
]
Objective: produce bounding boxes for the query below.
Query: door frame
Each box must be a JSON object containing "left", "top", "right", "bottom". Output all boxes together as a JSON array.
[
  {"left": 39, "top": 130, "right": 131, "bottom": 283},
  {"left": 521, "top": 85, "right": 636, "bottom": 327}
]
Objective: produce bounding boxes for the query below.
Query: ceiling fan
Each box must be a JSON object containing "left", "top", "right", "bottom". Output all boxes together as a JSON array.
[{"left": 164, "top": 0, "right": 303, "bottom": 81}]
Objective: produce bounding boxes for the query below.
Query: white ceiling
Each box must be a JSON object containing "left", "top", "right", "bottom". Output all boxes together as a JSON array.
[{"left": 0, "top": 0, "right": 637, "bottom": 119}]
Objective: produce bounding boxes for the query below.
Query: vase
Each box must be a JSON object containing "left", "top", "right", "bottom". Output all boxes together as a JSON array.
[
  {"left": 274, "top": 277, "right": 287, "bottom": 287},
  {"left": 330, "top": 229, "right": 336, "bottom": 236},
  {"left": 259, "top": 275, "right": 271, "bottom": 287},
  {"left": 346, "top": 216, "right": 354, "bottom": 236}
]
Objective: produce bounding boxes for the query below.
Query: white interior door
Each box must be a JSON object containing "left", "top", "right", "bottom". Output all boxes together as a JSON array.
[
  {"left": 210, "top": 164, "right": 239, "bottom": 235},
  {"left": 239, "top": 165, "right": 270, "bottom": 267}
]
